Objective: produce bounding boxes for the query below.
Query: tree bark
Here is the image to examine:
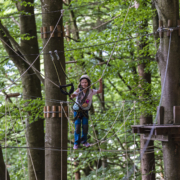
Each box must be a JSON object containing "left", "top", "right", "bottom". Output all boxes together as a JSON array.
[
  {"left": 138, "top": 3, "right": 155, "bottom": 179},
  {"left": 41, "top": 1, "right": 67, "bottom": 180},
  {"left": 16, "top": 1, "right": 45, "bottom": 179},
  {"left": 0, "top": 0, "right": 44, "bottom": 179},
  {"left": 138, "top": 63, "right": 155, "bottom": 180},
  {"left": 0, "top": 145, "right": 10, "bottom": 180},
  {"left": 155, "top": 0, "right": 180, "bottom": 179}
]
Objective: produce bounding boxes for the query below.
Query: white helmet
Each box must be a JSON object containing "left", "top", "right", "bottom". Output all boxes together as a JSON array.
[{"left": 79, "top": 75, "right": 91, "bottom": 82}]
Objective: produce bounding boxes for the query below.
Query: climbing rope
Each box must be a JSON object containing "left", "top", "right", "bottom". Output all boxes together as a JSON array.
[
  {"left": 123, "top": 101, "right": 128, "bottom": 177},
  {"left": 17, "top": 99, "right": 38, "bottom": 180},
  {"left": 74, "top": 0, "right": 133, "bottom": 96},
  {"left": 0, "top": 10, "right": 65, "bottom": 92},
  {"left": 133, "top": 101, "right": 136, "bottom": 179},
  {"left": 5, "top": 99, "right": 7, "bottom": 180}
]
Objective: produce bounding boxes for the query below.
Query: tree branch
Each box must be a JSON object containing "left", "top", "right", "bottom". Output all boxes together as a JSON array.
[{"left": 0, "top": 21, "right": 44, "bottom": 84}]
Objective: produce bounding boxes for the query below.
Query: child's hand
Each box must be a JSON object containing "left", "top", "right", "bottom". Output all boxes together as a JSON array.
[
  {"left": 99, "top": 78, "right": 102, "bottom": 83},
  {"left": 70, "top": 94, "right": 77, "bottom": 99}
]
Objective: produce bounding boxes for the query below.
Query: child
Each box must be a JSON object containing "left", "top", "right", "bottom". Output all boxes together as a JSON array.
[{"left": 71, "top": 75, "right": 103, "bottom": 149}]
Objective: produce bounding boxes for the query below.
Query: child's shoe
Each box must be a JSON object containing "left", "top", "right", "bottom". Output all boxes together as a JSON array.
[
  {"left": 73, "top": 144, "right": 79, "bottom": 150},
  {"left": 83, "top": 142, "right": 90, "bottom": 147}
]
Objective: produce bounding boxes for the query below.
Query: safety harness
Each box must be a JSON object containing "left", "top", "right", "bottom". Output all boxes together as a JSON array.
[{"left": 49, "top": 51, "right": 89, "bottom": 121}]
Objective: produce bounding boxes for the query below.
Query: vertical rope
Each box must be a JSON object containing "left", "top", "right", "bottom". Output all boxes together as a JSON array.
[
  {"left": 60, "top": 102, "right": 63, "bottom": 180},
  {"left": 67, "top": 103, "right": 74, "bottom": 180},
  {"left": 62, "top": 104, "right": 74, "bottom": 180},
  {"left": 65, "top": 37, "right": 81, "bottom": 80},
  {"left": 89, "top": 112, "right": 102, "bottom": 178},
  {"left": 7, "top": 99, "right": 27, "bottom": 179},
  {"left": 99, "top": 102, "right": 124, "bottom": 141},
  {"left": 5, "top": 99, "right": 7, "bottom": 180},
  {"left": 17, "top": 99, "right": 38, "bottom": 180},
  {"left": 133, "top": 101, "right": 136, "bottom": 179},
  {"left": 123, "top": 101, "right": 128, "bottom": 177}
]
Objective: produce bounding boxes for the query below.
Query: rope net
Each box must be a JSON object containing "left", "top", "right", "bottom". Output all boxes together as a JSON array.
[{"left": 1, "top": 98, "right": 161, "bottom": 179}]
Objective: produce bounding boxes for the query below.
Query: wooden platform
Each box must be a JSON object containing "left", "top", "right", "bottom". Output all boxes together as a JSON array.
[{"left": 131, "top": 124, "right": 180, "bottom": 141}]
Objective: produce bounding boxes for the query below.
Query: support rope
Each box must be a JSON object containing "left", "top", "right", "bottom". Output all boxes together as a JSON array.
[
  {"left": 0, "top": 10, "right": 65, "bottom": 92},
  {"left": 5, "top": 99, "right": 7, "bottom": 180},
  {"left": 17, "top": 99, "right": 38, "bottom": 180},
  {"left": 133, "top": 101, "right": 136, "bottom": 179},
  {"left": 75, "top": 0, "right": 133, "bottom": 95},
  {"left": 123, "top": 101, "right": 128, "bottom": 177}
]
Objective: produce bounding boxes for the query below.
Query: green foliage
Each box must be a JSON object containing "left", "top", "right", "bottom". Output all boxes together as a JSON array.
[{"left": 0, "top": 0, "right": 164, "bottom": 179}]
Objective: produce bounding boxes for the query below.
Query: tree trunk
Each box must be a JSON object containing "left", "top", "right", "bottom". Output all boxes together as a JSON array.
[
  {"left": 16, "top": 1, "right": 44, "bottom": 179},
  {"left": 0, "top": 0, "right": 44, "bottom": 179},
  {"left": 42, "top": 1, "right": 67, "bottom": 179},
  {"left": 138, "top": 64, "right": 155, "bottom": 180},
  {"left": 138, "top": 3, "right": 155, "bottom": 178},
  {"left": 155, "top": 0, "right": 180, "bottom": 179},
  {"left": 0, "top": 145, "right": 10, "bottom": 180}
]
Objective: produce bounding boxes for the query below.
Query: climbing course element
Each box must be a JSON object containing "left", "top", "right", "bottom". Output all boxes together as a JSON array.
[
  {"left": 49, "top": 51, "right": 74, "bottom": 96},
  {"left": 41, "top": 25, "right": 65, "bottom": 39},
  {"left": 44, "top": 106, "right": 68, "bottom": 118}
]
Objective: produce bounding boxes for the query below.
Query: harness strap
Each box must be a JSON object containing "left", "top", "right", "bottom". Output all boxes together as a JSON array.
[{"left": 74, "top": 109, "right": 89, "bottom": 121}]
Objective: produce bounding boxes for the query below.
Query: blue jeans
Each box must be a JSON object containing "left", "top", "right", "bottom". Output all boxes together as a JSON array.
[{"left": 74, "top": 111, "right": 88, "bottom": 145}]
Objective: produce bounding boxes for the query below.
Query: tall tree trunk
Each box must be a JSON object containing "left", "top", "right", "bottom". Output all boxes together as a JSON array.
[
  {"left": 155, "top": 0, "right": 180, "bottom": 179},
  {"left": 42, "top": 1, "right": 67, "bottom": 179},
  {"left": 16, "top": 1, "right": 44, "bottom": 179},
  {"left": 138, "top": 3, "right": 155, "bottom": 179},
  {"left": 0, "top": 0, "right": 44, "bottom": 179},
  {"left": 0, "top": 145, "right": 10, "bottom": 180},
  {"left": 138, "top": 63, "right": 155, "bottom": 180}
]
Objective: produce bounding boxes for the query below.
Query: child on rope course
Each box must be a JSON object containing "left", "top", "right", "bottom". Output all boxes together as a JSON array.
[{"left": 71, "top": 75, "right": 103, "bottom": 150}]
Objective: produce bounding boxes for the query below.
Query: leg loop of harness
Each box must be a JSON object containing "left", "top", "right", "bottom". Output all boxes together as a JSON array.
[
  {"left": 82, "top": 124, "right": 88, "bottom": 134},
  {"left": 74, "top": 109, "right": 88, "bottom": 121},
  {"left": 75, "top": 124, "right": 81, "bottom": 134}
]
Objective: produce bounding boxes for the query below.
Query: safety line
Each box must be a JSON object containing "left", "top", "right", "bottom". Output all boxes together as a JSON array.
[
  {"left": 17, "top": 99, "right": 38, "bottom": 180},
  {"left": 74, "top": 0, "right": 133, "bottom": 95},
  {"left": 0, "top": 10, "right": 65, "bottom": 92},
  {"left": 133, "top": 101, "right": 136, "bottom": 179},
  {"left": 60, "top": 102, "right": 63, "bottom": 180},
  {"left": 1, "top": 146, "right": 162, "bottom": 153},
  {"left": 1, "top": 1, "right": 106, "bottom": 20},
  {"left": 67, "top": 104, "right": 74, "bottom": 180},
  {"left": 5, "top": 99, "right": 7, "bottom": 180},
  {"left": 90, "top": 102, "right": 135, "bottom": 146},
  {"left": 0, "top": 31, "right": 157, "bottom": 59},
  {"left": 123, "top": 30, "right": 173, "bottom": 180},
  {"left": 123, "top": 101, "right": 128, "bottom": 177}
]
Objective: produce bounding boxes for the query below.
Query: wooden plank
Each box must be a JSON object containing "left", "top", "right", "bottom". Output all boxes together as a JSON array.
[
  {"left": 50, "top": 26, "right": 55, "bottom": 37},
  {"left": 57, "top": 25, "right": 61, "bottom": 37},
  {"left": 52, "top": 106, "right": 56, "bottom": 118},
  {"left": 47, "top": 106, "right": 50, "bottom": 118},
  {"left": 43, "top": 27, "right": 47, "bottom": 39},
  {"left": 143, "top": 134, "right": 168, "bottom": 142},
  {"left": 173, "top": 106, "right": 180, "bottom": 124},
  {"left": 157, "top": 106, "right": 164, "bottom": 124},
  {"left": 167, "top": 20, "right": 172, "bottom": 37},
  {"left": 44, "top": 106, "right": 47, "bottom": 118},
  {"left": 6, "top": 93, "right": 20, "bottom": 98},
  {"left": 58, "top": 106, "right": 61, "bottom": 117}
]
